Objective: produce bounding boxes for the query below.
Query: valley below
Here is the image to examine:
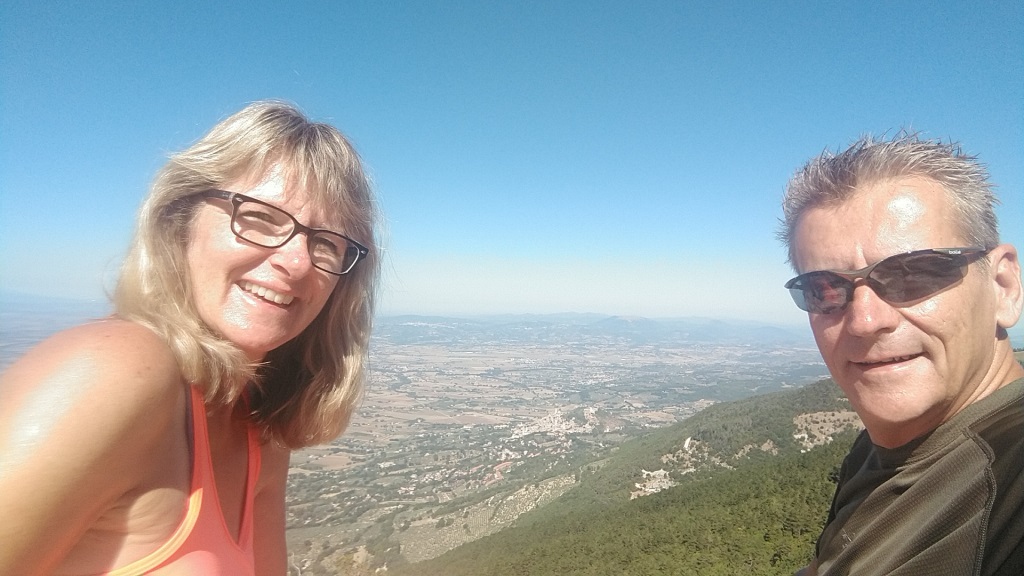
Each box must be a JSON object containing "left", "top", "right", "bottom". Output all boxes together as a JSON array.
[{"left": 282, "top": 315, "right": 840, "bottom": 574}]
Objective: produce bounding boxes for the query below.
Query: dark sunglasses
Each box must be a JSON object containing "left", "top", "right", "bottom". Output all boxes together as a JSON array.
[{"left": 785, "top": 247, "right": 990, "bottom": 314}]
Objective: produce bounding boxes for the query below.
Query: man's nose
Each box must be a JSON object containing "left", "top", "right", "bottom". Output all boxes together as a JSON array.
[{"left": 843, "top": 283, "right": 900, "bottom": 336}]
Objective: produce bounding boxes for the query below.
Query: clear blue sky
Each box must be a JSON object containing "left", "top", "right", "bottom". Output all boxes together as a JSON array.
[{"left": 1, "top": 1, "right": 1021, "bottom": 325}]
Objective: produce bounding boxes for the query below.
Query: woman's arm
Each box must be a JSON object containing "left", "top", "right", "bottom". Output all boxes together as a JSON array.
[
  {"left": 253, "top": 440, "right": 291, "bottom": 575},
  {"left": 0, "top": 319, "right": 185, "bottom": 575}
]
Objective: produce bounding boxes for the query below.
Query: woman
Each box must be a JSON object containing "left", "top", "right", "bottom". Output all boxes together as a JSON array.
[{"left": 0, "top": 101, "right": 379, "bottom": 575}]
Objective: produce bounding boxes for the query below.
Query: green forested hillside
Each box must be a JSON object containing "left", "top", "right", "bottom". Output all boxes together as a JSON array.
[
  {"left": 531, "top": 378, "right": 854, "bottom": 508},
  {"left": 392, "top": 435, "right": 853, "bottom": 575},
  {"left": 389, "top": 379, "right": 859, "bottom": 575}
]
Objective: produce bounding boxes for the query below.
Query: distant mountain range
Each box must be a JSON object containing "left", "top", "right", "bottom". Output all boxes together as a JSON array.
[
  {"left": 375, "top": 314, "right": 817, "bottom": 348},
  {"left": 4, "top": 290, "right": 1020, "bottom": 349}
]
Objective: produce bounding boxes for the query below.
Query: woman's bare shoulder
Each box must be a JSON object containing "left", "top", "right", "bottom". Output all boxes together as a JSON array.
[
  {"left": 13, "top": 317, "right": 176, "bottom": 365},
  {"left": 253, "top": 439, "right": 291, "bottom": 575},
  {"left": 1, "top": 317, "right": 186, "bottom": 457},
  {"left": 0, "top": 318, "right": 190, "bottom": 574},
  {"left": 3, "top": 318, "right": 181, "bottom": 398}
]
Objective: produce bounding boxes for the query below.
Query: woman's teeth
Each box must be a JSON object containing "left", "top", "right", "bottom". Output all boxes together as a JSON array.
[{"left": 241, "top": 281, "right": 294, "bottom": 305}]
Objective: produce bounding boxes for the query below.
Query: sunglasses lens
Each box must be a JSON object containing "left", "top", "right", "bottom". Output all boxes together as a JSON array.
[
  {"left": 871, "top": 252, "right": 967, "bottom": 303},
  {"left": 789, "top": 272, "right": 852, "bottom": 314},
  {"left": 787, "top": 249, "right": 981, "bottom": 314}
]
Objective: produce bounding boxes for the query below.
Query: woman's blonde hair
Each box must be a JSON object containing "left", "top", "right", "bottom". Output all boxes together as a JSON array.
[{"left": 115, "top": 101, "right": 379, "bottom": 448}]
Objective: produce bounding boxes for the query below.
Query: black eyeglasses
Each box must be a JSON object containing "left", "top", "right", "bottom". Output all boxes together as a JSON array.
[
  {"left": 784, "top": 247, "right": 990, "bottom": 314},
  {"left": 196, "top": 189, "right": 369, "bottom": 276}
]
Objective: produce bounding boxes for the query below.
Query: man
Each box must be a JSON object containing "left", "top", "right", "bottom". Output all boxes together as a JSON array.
[{"left": 779, "top": 134, "right": 1024, "bottom": 575}]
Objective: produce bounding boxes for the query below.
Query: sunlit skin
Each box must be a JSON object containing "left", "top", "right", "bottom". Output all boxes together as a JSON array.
[
  {"left": 187, "top": 165, "right": 341, "bottom": 362},
  {"left": 793, "top": 176, "right": 1024, "bottom": 449}
]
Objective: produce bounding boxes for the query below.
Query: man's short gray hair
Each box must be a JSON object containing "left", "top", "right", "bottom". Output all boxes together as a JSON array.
[{"left": 779, "top": 132, "right": 1001, "bottom": 269}]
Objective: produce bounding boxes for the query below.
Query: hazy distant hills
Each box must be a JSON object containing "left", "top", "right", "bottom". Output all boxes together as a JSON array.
[
  {"left": 375, "top": 312, "right": 1024, "bottom": 351},
  {"left": 375, "top": 314, "right": 816, "bottom": 348},
  {"left": 4, "top": 291, "right": 1020, "bottom": 353}
]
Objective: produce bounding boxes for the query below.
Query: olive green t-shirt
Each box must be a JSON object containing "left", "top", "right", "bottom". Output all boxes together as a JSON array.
[{"left": 816, "top": 378, "right": 1024, "bottom": 575}]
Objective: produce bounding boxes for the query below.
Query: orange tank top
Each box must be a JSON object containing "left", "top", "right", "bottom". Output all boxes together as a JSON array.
[{"left": 106, "top": 385, "right": 261, "bottom": 575}]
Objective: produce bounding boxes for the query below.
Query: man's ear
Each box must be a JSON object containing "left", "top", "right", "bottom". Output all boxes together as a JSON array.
[{"left": 990, "top": 244, "right": 1023, "bottom": 331}]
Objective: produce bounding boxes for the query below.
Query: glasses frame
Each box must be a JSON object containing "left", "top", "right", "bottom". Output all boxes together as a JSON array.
[
  {"left": 196, "top": 189, "right": 369, "bottom": 276},
  {"left": 784, "top": 247, "right": 990, "bottom": 314}
]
